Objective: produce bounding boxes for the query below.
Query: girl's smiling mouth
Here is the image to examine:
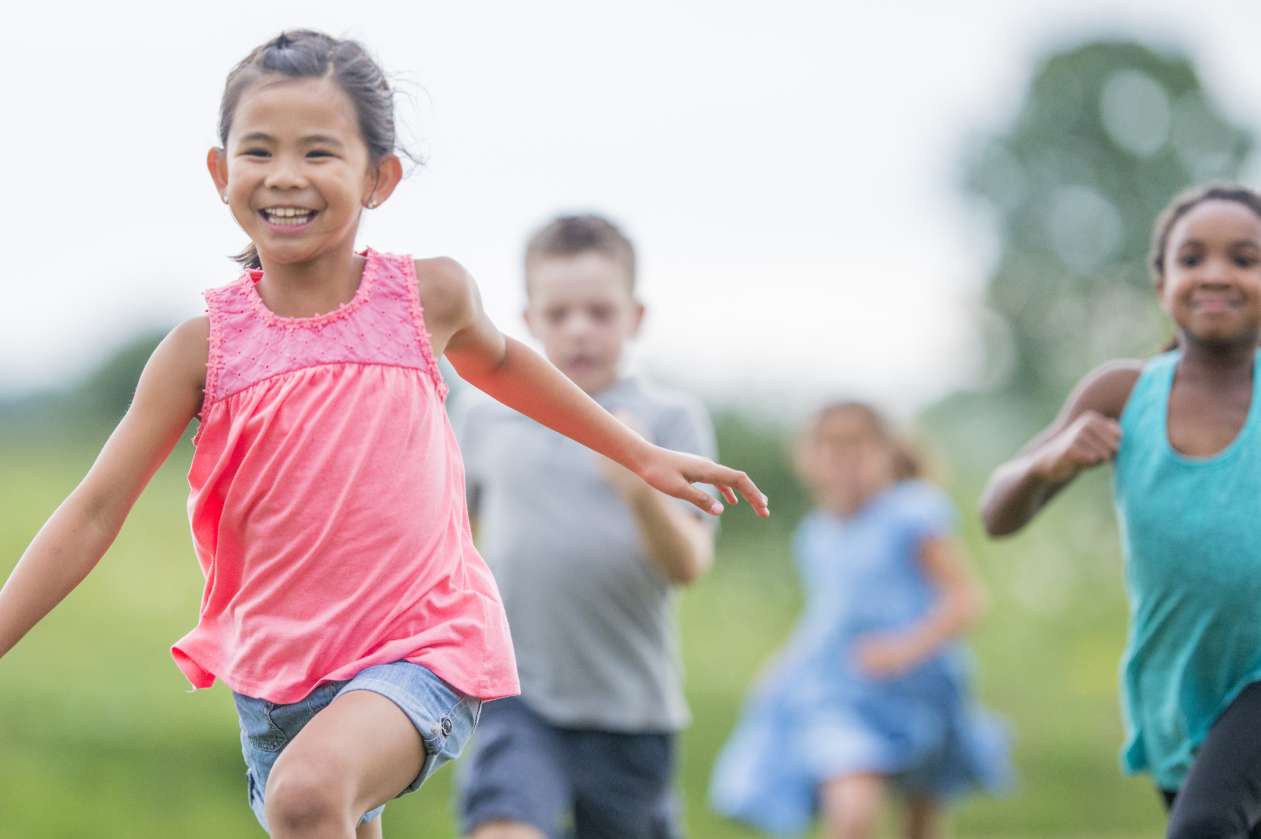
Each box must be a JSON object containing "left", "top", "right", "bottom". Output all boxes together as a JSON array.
[
  {"left": 259, "top": 206, "right": 318, "bottom": 230},
  {"left": 1191, "top": 292, "right": 1243, "bottom": 313}
]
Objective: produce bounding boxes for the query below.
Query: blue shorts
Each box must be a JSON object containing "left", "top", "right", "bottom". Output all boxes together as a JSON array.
[
  {"left": 232, "top": 660, "right": 482, "bottom": 833},
  {"left": 457, "top": 696, "right": 681, "bottom": 839}
]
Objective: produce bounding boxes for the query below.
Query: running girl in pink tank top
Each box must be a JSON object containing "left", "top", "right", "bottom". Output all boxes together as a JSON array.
[{"left": 0, "top": 30, "right": 768, "bottom": 839}]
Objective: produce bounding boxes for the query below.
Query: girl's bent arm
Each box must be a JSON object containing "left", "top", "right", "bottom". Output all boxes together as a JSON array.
[
  {"left": 979, "top": 361, "right": 1140, "bottom": 537},
  {"left": 855, "top": 537, "right": 985, "bottom": 678},
  {"left": 430, "top": 259, "right": 768, "bottom": 517},
  {"left": 0, "top": 318, "right": 207, "bottom": 659}
]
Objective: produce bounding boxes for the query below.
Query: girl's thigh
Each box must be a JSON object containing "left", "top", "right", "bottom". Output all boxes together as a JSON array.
[
  {"left": 1167, "top": 682, "right": 1261, "bottom": 838},
  {"left": 265, "top": 689, "right": 427, "bottom": 818}
]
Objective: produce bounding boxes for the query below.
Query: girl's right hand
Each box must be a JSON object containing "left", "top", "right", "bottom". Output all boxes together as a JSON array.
[{"left": 1033, "top": 410, "right": 1122, "bottom": 483}]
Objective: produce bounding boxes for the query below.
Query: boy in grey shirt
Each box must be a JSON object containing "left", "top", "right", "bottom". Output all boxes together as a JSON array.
[{"left": 456, "top": 215, "right": 717, "bottom": 839}]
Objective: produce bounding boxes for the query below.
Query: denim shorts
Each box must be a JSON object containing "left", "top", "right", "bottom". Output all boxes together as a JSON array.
[{"left": 232, "top": 660, "right": 482, "bottom": 833}]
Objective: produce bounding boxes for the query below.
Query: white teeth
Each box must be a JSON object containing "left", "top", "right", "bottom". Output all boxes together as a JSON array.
[{"left": 263, "top": 208, "right": 314, "bottom": 225}]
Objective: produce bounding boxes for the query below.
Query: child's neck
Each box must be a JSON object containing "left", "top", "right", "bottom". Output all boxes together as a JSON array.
[
  {"left": 256, "top": 246, "right": 365, "bottom": 319},
  {"left": 1179, "top": 334, "right": 1258, "bottom": 384}
]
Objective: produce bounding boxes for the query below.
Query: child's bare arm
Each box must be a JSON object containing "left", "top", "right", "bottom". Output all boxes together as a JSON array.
[
  {"left": 979, "top": 361, "right": 1141, "bottom": 537},
  {"left": 602, "top": 455, "right": 715, "bottom": 584},
  {"left": 427, "top": 259, "right": 768, "bottom": 518},
  {"left": 856, "top": 536, "right": 984, "bottom": 678},
  {"left": 0, "top": 318, "right": 207, "bottom": 659}
]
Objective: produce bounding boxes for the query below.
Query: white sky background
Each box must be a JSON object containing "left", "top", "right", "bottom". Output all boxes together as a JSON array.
[{"left": 2, "top": 1, "right": 1260, "bottom": 420}]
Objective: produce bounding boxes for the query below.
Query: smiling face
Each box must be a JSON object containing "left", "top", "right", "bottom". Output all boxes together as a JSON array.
[
  {"left": 1159, "top": 199, "right": 1261, "bottom": 348},
  {"left": 524, "top": 252, "right": 643, "bottom": 395},
  {"left": 208, "top": 75, "right": 398, "bottom": 267},
  {"left": 797, "top": 407, "right": 899, "bottom": 515}
]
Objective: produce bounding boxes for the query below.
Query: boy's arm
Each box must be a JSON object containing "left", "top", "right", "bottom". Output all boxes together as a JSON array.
[
  {"left": 434, "top": 260, "right": 768, "bottom": 518},
  {"left": 600, "top": 405, "right": 718, "bottom": 584},
  {"left": 979, "top": 360, "right": 1140, "bottom": 537},
  {"left": 601, "top": 451, "right": 715, "bottom": 585},
  {"left": 0, "top": 318, "right": 207, "bottom": 659}
]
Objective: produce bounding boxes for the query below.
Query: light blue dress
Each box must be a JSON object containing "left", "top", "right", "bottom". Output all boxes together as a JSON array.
[{"left": 709, "top": 481, "right": 1010, "bottom": 836}]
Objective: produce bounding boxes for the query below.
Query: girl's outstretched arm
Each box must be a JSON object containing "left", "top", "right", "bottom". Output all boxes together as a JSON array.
[
  {"left": 979, "top": 360, "right": 1141, "bottom": 537},
  {"left": 855, "top": 536, "right": 984, "bottom": 678},
  {"left": 425, "top": 258, "right": 768, "bottom": 518},
  {"left": 0, "top": 318, "right": 207, "bottom": 659}
]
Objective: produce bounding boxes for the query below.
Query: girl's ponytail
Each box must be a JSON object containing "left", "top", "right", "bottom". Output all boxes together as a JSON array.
[{"left": 233, "top": 243, "right": 262, "bottom": 270}]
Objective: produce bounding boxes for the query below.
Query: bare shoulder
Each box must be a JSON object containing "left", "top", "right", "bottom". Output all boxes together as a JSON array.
[
  {"left": 415, "top": 256, "right": 478, "bottom": 327},
  {"left": 170, "top": 314, "right": 210, "bottom": 344},
  {"left": 129, "top": 316, "right": 209, "bottom": 410},
  {"left": 162, "top": 315, "right": 210, "bottom": 378},
  {"left": 1067, "top": 358, "right": 1145, "bottom": 420}
]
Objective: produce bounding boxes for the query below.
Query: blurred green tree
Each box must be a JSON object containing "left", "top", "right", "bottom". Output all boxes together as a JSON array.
[{"left": 962, "top": 40, "right": 1254, "bottom": 416}]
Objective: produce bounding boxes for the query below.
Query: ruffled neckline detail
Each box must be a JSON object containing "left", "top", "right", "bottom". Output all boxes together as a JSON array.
[{"left": 242, "top": 248, "right": 380, "bottom": 329}]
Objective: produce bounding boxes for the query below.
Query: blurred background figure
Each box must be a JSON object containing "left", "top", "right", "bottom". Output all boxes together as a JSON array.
[
  {"left": 455, "top": 214, "right": 717, "bottom": 839},
  {"left": 711, "top": 403, "right": 1008, "bottom": 839}
]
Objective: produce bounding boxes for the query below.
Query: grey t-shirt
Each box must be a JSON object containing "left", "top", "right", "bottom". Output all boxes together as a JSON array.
[{"left": 455, "top": 377, "right": 716, "bottom": 732}]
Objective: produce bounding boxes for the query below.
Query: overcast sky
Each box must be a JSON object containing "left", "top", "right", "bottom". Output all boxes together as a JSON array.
[{"left": 3, "top": 1, "right": 1260, "bottom": 418}]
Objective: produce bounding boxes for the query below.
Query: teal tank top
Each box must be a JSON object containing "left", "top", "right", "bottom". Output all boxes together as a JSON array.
[{"left": 1113, "top": 349, "right": 1261, "bottom": 789}]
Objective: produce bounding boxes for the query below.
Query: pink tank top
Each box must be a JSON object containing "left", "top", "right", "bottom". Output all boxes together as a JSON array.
[{"left": 174, "top": 248, "right": 519, "bottom": 704}]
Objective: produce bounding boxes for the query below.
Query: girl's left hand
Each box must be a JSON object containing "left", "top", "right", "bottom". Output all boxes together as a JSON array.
[
  {"left": 636, "top": 446, "right": 769, "bottom": 518},
  {"left": 854, "top": 633, "right": 924, "bottom": 679}
]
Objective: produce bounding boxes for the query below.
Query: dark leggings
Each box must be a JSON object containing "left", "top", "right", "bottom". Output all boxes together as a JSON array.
[{"left": 1161, "top": 682, "right": 1261, "bottom": 838}]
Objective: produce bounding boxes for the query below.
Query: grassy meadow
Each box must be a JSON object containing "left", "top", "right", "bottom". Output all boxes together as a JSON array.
[{"left": 0, "top": 433, "right": 1166, "bottom": 837}]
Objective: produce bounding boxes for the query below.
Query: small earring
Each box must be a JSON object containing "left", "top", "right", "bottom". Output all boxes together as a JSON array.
[
  {"left": 221, "top": 194, "right": 229, "bottom": 204},
  {"left": 366, "top": 200, "right": 377, "bottom": 209}
]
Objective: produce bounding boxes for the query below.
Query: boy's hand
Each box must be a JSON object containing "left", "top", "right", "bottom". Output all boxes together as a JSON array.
[
  {"left": 1033, "top": 410, "right": 1122, "bottom": 483},
  {"left": 853, "top": 632, "right": 925, "bottom": 679},
  {"left": 635, "top": 445, "right": 769, "bottom": 518}
]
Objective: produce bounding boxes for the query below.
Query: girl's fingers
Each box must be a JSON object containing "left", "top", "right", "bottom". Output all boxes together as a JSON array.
[
  {"left": 689, "top": 485, "right": 724, "bottom": 516},
  {"left": 673, "top": 454, "right": 769, "bottom": 517},
  {"left": 1077, "top": 440, "right": 1109, "bottom": 465},
  {"left": 728, "top": 470, "right": 770, "bottom": 517},
  {"left": 1088, "top": 418, "right": 1122, "bottom": 449}
]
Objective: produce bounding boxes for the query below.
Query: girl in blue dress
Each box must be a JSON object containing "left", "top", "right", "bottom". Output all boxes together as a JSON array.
[
  {"left": 982, "top": 184, "right": 1261, "bottom": 838},
  {"left": 711, "top": 401, "right": 1009, "bottom": 838}
]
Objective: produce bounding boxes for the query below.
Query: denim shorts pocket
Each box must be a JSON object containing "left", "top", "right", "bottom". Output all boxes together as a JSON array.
[{"left": 232, "top": 693, "right": 288, "bottom": 753}]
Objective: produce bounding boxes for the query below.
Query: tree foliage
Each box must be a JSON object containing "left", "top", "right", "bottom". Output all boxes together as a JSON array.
[{"left": 963, "top": 40, "right": 1253, "bottom": 413}]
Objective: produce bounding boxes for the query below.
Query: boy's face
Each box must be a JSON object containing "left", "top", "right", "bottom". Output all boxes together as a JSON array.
[{"left": 524, "top": 252, "right": 643, "bottom": 395}]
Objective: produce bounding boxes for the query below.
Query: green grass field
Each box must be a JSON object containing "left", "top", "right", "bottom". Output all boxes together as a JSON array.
[{"left": 0, "top": 436, "right": 1167, "bottom": 837}]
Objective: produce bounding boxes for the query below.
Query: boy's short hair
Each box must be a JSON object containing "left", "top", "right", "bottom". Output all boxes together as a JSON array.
[{"left": 524, "top": 214, "right": 637, "bottom": 294}]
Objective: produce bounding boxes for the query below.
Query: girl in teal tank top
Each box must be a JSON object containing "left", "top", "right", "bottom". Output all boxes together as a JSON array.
[{"left": 983, "top": 184, "right": 1261, "bottom": 838}]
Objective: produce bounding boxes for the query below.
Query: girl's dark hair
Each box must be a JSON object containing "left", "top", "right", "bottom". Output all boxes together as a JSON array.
[
  {"left": 1150, "top": 183, "right": 1261, "bottom": 279},
  {"left": 1149, "top": 183, "right": 1261, "bottom": 351},
  {"left": 811, "top": 400, "right": 922, "bottom": 481},
  {"left": 218, "top": 30, "right": 401, "bottom": 269}
]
